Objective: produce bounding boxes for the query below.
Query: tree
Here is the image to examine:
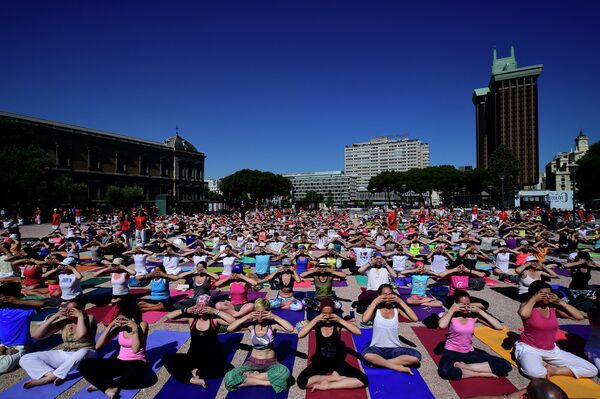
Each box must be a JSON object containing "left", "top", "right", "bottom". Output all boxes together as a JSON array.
[
  {"left": 368, "top": 171, "right": 398, "bottom": 205},
  {"left": 576, "top": 140, "right": 600, "bottom": 203},
  {"left": 0, "top": 119, "right": 53, "bottom": 213},
  {"left": 105, "top": 186, "right": 144, "bottom": 210},
  {"left": 304, "top": 191, "right": 324, "bottom": 209},
  {"left": 487, "top": 144, "right": 520, "bottom": 207},
  {"left": 220, "top": 169, "right": 292, "bottom": 208},
  {"left": 52, "top": 175, "right": 88, "bottom": 205},
  {"left": 325, "top": 191, "right": 334, "bottom": 208}
]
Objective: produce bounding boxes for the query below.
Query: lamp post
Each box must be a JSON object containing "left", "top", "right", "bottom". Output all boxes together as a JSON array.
[
  {"left": 499, "top": 173, "right": 505, "bottom": 210},
  {"left": 571, "top": 165, "right": 580, "bottom": 226},
  {"left": 488, "top": 184, "right": 493, "bottom": 208},
  {"left": 402, "top": 184, "right": 407, "bottom": 208}
]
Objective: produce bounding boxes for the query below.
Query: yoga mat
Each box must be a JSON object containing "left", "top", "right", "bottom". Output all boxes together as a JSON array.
[
  {"left": 80, "top": 277, "right": 110, "bottom": 288},
  {"left": 354, "top": 275, "right": 368, "bottom": 286},
  {"left": 490, "top": 286, "right": 520, "bottom": 302},
  {"left": 85, "top": 305, "right": 117, "bottom": 325},
  {"left": 396, "top": 287, "right": 444, "bottom": 321},
  {"left": 142, "top": 311, "right": 167, "bottom": 323},
  {"left": 332, "top": 280, "right": 348, "bottom": 287},
  {"left": 484, "top": 277, "right": 498, "bottom": 286},
  {"left": 473, "top": 326, "right": 600, "bottom": 399},
  {"left": 555, "top": 330, "right": 586, "bottom": 357},
  {"left": 305, "top": 330, "right": 368, "bottom": 399},
  {"left": 272, "top": 309, "right": 306, "bottom": 326},
  {"left": 72, "top": 329, "right": 189, "bottom": 399},
  {"left": 560, "top": 324, "right": 591, "bottom": 341},
  {"left": 0, "top": 334, "right": 119, "bottom": 399},
  {"left": 226, "top": 333, "right": 298, "bottom": 399},
  {"left": 412, "top": 326, "right": 517, "bottom": 398},
  {"left": 353, "top": 329, "right": 434, "bottom": 399},
  {"left": 294, "top": 280, "right": 312, "bottom": 288},
  {"left": 553, "top": 267, "right": 571, "bottom": 277},
  {"left": 31, "top": 307, "right": 58, "bottom": 322},
  {"left": 154, "top": 333, "right": 244, "bottom": 399},
  {"left": 85, "top": 287, "right": 113, "bottom": 297}
]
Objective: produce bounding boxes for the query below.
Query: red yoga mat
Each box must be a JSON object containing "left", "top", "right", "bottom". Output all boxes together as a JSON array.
[
  {"left": 412, "top": 327, "right": 517, "bottom": 399},
  {"left": 305, "top": 330, "right": 369, "bottom": 399}
]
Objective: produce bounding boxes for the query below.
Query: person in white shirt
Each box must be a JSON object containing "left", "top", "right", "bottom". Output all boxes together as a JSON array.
[{"left": 355, "top": 253, "right": 397, "bottom": 316}]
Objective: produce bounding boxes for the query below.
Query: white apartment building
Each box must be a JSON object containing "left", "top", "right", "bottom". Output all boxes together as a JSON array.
[
  {"left": 206, "top": 178, "right": 222, "bottom": 194},
  {"left": 283, "top": 171, "right": 357, "bottom": 206},
  {"left": 344, "top": 136, "right": 430, "bottom": 188}
]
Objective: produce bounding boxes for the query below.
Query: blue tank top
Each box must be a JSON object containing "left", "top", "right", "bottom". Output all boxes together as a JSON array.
[
  {"left": 296, "top": 256, "right": 309, "bottom": 274},
  {"left": 150, "top": 278, "right": 169, "bottom": 300},
  {"left": 411, "top": 274, "right": 429, "bottom": 297}
]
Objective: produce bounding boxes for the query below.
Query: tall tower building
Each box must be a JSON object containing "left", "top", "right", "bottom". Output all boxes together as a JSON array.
[{"left": 473, "top": 46, "right": 543, "bottom": 186}]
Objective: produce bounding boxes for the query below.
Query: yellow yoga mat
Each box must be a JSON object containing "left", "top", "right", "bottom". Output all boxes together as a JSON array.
[{"left": 474, "top": 326, "right": 600, "bottom": 399}]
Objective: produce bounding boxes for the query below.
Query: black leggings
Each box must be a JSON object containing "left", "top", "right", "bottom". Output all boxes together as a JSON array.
[
  {"left": 163, "top": 352, "right": 227, "bottom": 383},
  {"left": 438, "top": 349, "right": 511, "bottom": 380},
  {"left": 80, "top": 358, "right": 150, "bottom": 391},
  {"left": 296, "top": 358, "right": 368, "bottom": 389}
]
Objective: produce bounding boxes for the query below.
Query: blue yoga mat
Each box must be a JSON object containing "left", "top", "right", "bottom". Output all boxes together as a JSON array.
[
  {"left": 85, "top": 287, "right": 113, "bottom": 297},
  {"left": 225, "top": 333, "right": 298, "bottom": 399},
  {"left": 31, "top": 307, "right": 58, "bottom": 322},
  {"left": 353, "top": 329, "right": 434, "bottom": 399},
  {"left": 71, "top": 329, "right": 189, "bottom": 399},
  {"left": 0, "top": 334, "right": 119, "bottom": 399},
  {"left": 154, "top": 333, "right": 243, "bottom": 399},
  {"left": 272, "top": 309, "right": 305, "bottom": 326}
]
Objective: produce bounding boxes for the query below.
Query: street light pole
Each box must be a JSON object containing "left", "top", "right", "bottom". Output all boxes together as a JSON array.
[{"left": 499, "top": 173, "right": 505, "bottom": 210}]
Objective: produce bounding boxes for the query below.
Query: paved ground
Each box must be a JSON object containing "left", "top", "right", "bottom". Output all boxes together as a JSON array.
[{"left": 0, "top": 223, "right": 597, "bottom": 399}]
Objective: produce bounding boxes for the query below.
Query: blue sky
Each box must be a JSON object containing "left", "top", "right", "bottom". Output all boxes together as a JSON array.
[{"left": 1, "top": 0, "right": 599, "bottom": 179}]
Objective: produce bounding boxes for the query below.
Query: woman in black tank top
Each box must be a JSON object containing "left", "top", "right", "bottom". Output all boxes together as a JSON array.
[
  {"left": 163, "top": 295, "right": 235, "bottom": 386},
  {"left": 297, "top": 298, "right": 368, "bottom": 391}
]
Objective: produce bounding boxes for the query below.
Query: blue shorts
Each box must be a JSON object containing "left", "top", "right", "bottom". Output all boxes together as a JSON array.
[{"left": 361, "top": 345, "right": 422, "bottom": 361}]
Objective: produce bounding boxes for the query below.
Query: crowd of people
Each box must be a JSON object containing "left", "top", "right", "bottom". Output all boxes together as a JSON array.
[{"left": 0, "top": 205, "right": 599, "bottom": 398}]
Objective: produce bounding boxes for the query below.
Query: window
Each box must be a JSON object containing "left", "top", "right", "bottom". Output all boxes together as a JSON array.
[
  {"left": 116, "top": 152, "right": 127, "bottom": 173},
  {"left": 56, "top": 144, "right": 71, "bottom": 168},
  {"left": 139, "top": 156, "right": 150, "bottom": 175},
  {"left": 88, "top": 148, "right": 101, "bottom": 171},
  {"left": 160, "top": 158, "right": 170, "bottom": 177}
]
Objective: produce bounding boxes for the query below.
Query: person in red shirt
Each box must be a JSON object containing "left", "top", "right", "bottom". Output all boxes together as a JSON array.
[
  {"left": 387, "top": 206, "right": 399, "bottom": 239},
  {"left": 35, "top": 207, "right": 42, "bottom": 225},
  {"left": 51, "top": 209, "right": 61, "bottom": 231},
  {"left": 74, "top": 208, "right": 82, "bottom": 225},
  {"left": 471, "top": 205, "right": 479, "bottom": 222},
  {"left": 134, "top": 210, "right": 148, "bottom": 244},
  {"left": 498, "top": 210, "right": 508, "bottom": 222},
  {"left": 120, "top": 214, "right": 133, "bottom": 245}
]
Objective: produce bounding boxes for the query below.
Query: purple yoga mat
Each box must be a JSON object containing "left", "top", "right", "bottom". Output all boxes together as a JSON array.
[
  {"left": 560, "top": 324, "right": 591, "bottom": 341},
  {"left": 553, "top": 267, "right": 571, "bottom": 277},
  {"left": 272, "top": 309, "right": 305, "bottom": 325},
  {"left": 397, "top": 287, "right": 444, "bottom": 320},
  {"left": 332, "top": 280, "right": 348, "bottom": 287}
]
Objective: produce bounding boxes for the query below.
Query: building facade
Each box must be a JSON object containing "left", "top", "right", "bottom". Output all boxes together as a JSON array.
[
  {"left": 0, "top": 111, "right": 206, "bottom": 209},
  {"left": 473, "top": 47, "right": 543, "bottom": 186},
  {"left": 283, "top": 171, "right": 357, "bottom": 206},
  {"left": 206, "top": 179, "right": 222, "bottom": 194},
  {"left": 545, "top": 131, "right": 589, "bottom": 191},
  {"left": 344, "top": 136, "right": 430, "bottom": 188}
]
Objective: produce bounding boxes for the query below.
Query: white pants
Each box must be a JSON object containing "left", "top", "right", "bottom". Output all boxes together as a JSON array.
[
  {"left": 75, "top": 216, "right": 81, "bottom": 225},
  {"left": 0, "top": 345, "right": 27, "bottom": 374},
  {"left": 471, "top": 213, "right": 477, "bottom": 222},
  {"left": 19, "top": 348, "right": 96, "bottom": 380},
  {"left": 585, "top": 343, "right": 600, "bottom": 373},
  {"left": 135, "top": 229, "right": 146, "bottom": 245},
  {"left": 515, "top": 341, "right": 597, "bottom": 378}
]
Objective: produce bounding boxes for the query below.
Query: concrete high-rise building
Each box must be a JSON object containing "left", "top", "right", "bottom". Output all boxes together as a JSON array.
[
  {"left": 545, "top": 131, "right": 589, "bottom": 191},
  {"left": 473, "top": 46, "right": 543, "bottom": 186},
  {"left": 283, "top": 171, "right": 357, "bottom": 206},
  {"left": 344, "top": 136, "right": 430, "bottom": 188}
]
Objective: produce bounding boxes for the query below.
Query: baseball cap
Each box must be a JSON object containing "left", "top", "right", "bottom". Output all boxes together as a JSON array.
[{"left": 61, "top": 257, "right": 77, "bottom": 265}]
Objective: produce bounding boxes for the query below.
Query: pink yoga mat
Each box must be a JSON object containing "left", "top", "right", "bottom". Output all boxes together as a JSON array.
[{"left": 142, "top": 311, "right": 167, "bottom": 323}]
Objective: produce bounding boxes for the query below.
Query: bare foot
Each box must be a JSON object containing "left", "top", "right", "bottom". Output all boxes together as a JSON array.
[
  {"left": 545, "top": 364, "right": 559, "bottom": 378},
  {"left": 189, "top": 376, "right": 207, "bottom": 387},
  {"left": 105, "top": 387, "right": 120, "bottom": 399},
  {"left": 311, "top": 380, "right": 330, "bottom": 392},
  {"left": 86, "top": 385, "right": 98, "bottom": 392},
  {"left": 454, "top": 361, "right": 467, "bottom": 369},
  {"left": 23, "top": 374, "right": 57, "bottom": 389},
  {"left": 392, "top": 365, "right": 414, "bottom": 375}
]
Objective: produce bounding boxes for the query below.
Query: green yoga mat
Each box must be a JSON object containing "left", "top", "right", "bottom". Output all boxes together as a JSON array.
[
  {"left": 80, "top": 277, "right": 110, "bottom": 288},
  {"left": 354, "top": 275, "right": 368, "bottom": 286}
]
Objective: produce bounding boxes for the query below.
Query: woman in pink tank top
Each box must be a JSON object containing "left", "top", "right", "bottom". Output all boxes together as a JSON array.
[
  {"left": 79, "top": 303, "right": 150, "bottom": 398},
  {"left": 515, "top": 281, "right": 596, "bottom": 379},
  {"left": 214, "top": 264, "right": 258, "bottom": 318},
  {"left": 437, "top": 290, "right": 511, "bottom": 380}
]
